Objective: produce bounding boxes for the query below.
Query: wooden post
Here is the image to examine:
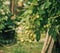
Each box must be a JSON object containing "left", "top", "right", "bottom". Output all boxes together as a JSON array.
[
  {"left": 41, "top": 29, "right": 54, "bottom": 53},
  {"left": 10, "top": 0, "right": 16, "bottom": 20},
  {"left": 10, "top": 0, "right": 15, "bottom": 14},
  {"left": 47, "top": 38, "right": 54, "bottom": 53},
  {"left": 41, "top": 30, "right": 49, "bottom": 53}
]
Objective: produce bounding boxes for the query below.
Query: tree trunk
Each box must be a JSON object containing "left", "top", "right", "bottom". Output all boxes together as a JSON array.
[
  {"left": 41, "top": 29, "right": 54, "bottom": 53},
  {"left": 41, "top": 30, "right": 49, "bottom": 53},
  {"left": 51, "top": 33, "right": 60, "bottom": 53},
  {"left": 46, "top": 38, "right": 54, "bottom": 53},
  {"left": 41, "top": 32, "right": 60, "bottom": 53}
]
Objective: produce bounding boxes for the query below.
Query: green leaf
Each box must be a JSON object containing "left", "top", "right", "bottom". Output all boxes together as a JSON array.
[
  {"left": 49, "top": 27, "right": 57, "bottom": 41},
  {"left": 0, "top": 24, "right": 5, "bottom": 29},
  {"left": 35, "top": 30, "right": 40, "bottom": 41},
  {"left": 25, "top": 10, "right": 32, "bottom": 14},
  {"left": 40, "top": 4, "right": 45, "bottom": 10},
  {"left": 39, "top": 9, "right": 45, "bottom": 15},
  {"left": 44, "top": 1, "right": 51, "bottom": 9},
  {"left": 32, "top": 0, "right": 38, "bottom": 4},
  {"left": 40, "top": 1, "right": 51, "bottom": 10}
]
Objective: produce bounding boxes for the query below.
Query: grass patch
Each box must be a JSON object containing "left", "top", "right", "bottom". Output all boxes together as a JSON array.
[{"left": 0, "top": 41, "right": 43, "bottom": 53}]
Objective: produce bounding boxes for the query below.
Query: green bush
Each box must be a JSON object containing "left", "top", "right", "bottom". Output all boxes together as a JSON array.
[
  {"left": 0, "top": 0, "right": 60, "bottom": 43},
  {"left": 0, "top": 0, "right": 17, "bottom": 44}
]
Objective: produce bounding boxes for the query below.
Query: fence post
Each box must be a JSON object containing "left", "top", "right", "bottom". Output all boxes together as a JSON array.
[
  {"left": 41, "top": 29, "right": 54, "bottom": 53},
  {"left": 10, "top": 0, "right": 15, "bottom": 14}
]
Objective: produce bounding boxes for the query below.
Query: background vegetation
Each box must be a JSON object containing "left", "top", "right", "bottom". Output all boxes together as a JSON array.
[{"left": 0, "top": 0, "right": 60, "bottom": 53}]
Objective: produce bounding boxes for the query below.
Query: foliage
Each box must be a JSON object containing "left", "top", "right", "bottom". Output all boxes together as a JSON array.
[
  {"left": 0, "top": 0, "right": 60, "bottom": 42},
  {"left": 0, "top": 0, "right": 17, "bottom": 44},
  {"left": 0, "top": 0, "right": 15, "bottom": 31},
  {"left": 16, "top": 0, "right": 60, "bottom": 41}
]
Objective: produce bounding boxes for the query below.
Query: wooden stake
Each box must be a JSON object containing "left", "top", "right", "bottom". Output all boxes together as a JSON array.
[
  {"left": 10, "top": 0, "right": 15, "bottom": 14},
  {"left": 41, "top": 29, "right": 54, "bottom": 53}
]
